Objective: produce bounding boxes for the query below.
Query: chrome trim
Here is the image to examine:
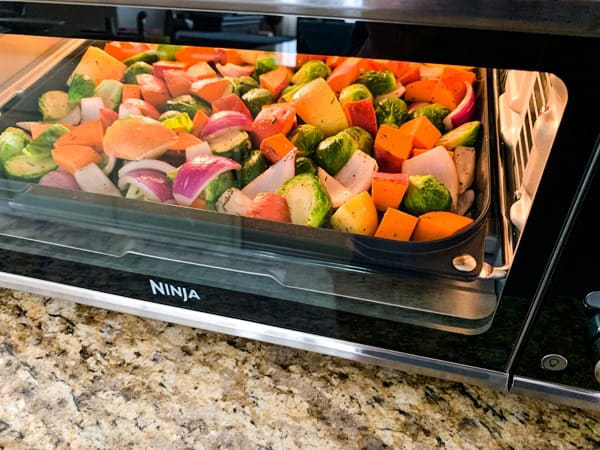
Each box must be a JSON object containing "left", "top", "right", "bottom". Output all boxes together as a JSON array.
[
  {"left": 511, "top": 376, "right": 600, "bottom": 411},
  {"left": 0, "top": 271, "right": 508, "bottom": 392},
  {"left": 20, "top": 0, "right": 600, "bottom": 37}
]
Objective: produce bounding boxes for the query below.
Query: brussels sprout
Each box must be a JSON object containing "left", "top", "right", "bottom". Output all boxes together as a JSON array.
[
  {"left": 3, "top": 153, "right": 57, "bottom": 181},
  {"left": 402, "top": 174, "right": 452, "bottom": 216},
  {"left": 295, "top": 156, "right": 317, "bottom": 176},
  {"left": 67, "top": 73, "right": 96, "bottom": 103},
  {"left": 288, "top": 124, "right": 325, "bottom": 158},
  {"left": 278, "top": 173, "right": 332, "bottom": 227},
  {"left": 0, "top": 127, "right": 29, "bottom": 171},
  {"left": 279, "top": 83, "right": 305, "bottom": 103},
  {"left": 242, "top": 88, "right": 274, "bottom": 118},
  {"left": 123, "top": 61, "right": 154, "bottom": 84},
  {"left": 231, "top": 75, "right": 260, "bottom": 97},
  {"left": 94, "top": 79, "right": 123, "bottom": 111},
  {"left": 240, "top": 149, "right": 269, "bottom": 187},
  {"left": 315, "top": 132, "right": 357, "bottom": 175},
  {"left": 356, "top": 69, "right": 396, "bottom": 95},
  {"left": 204, "top": 171, "right": 235, "bottom": 203},
  {"left": 156, "top": 44, "right": 183, "bottom": 61},
  {"left": 159, "top": 110, "right": 194, "bottom": 133},
  {"left": 410, "top": 103, "right": 451, "bottom": 132},
  {"left": 165, "top": 94, "right": 212, "bottom": 118},
  {"left": 123, "top": 50, "right": 160, "bottom": 66},
  {"left": 341, "top": 126, "right": 373, "bottom": 155},
  {"left": 375, "top": 97, "right": 409, "bottom": 127},
  {"left": 291, "top": 60, "right": 331, "bottom": 85},
  {"left": 252, "top": 57, "right": 278, "bottom": 80},
  {"left": 23, "top": 124, "right": 69, "bottom": 158},
  {"left": 338, "top": 83, "right": 373, "bottom": 106},
  {"left": 436, "top": 120, "right": 482, "bottom": 149},
  {"left": 38, "top": 90, "right": 73, "bottom": 121}
]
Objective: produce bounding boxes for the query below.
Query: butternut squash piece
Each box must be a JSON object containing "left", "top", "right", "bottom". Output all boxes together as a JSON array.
[
  {"left": 374, "top": 208, "right": 418, "bottom": 241},
  {"left": 403, "top": 79, "right": 437, "bottom": 103},
  {"left": 259, "top": 66, "right": 291, "bottom": 98},
  {"left": 51, "top": 144, "right": 102, "bottom": 174},
  {"left": 398, "top": 116, "right": 441, "bottom": 149},
  {"left": 54, "top": 119, "right": 104, "bottom": 151},
  {"left": 260, "top": 132, "right": 296, "bottom": 163},
  {"left": 411, "top": 210, "right": 474, "bottom": 241},
  {"left": 371, "top": 172, "right": 409, "bottom": 211},
  {"left": 374, "top": 124, "right": 413, "bottom": 172}
]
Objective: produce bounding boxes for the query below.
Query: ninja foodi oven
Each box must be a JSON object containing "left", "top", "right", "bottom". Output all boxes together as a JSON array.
[{"left": 0, "top": 1, "right": 599, "bottom": 410}]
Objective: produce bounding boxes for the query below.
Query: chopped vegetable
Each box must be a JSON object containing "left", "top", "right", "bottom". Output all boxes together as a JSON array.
[
  {"left": 123, "top": 61, "right": 154, "bottom": 84},
  {"left": 251, "top": 57, "right": 279, "bottom": 80},
  {"left": 442, "top": 81, "right": 476, "bottom": 130},
  {"left": 436, "top": 120, "right": 482, "bottom": 149},
  {"left": 94, "top": 79, "right": 123, "bottom": 111},
  {"left": 190, "top": 77, "right": 233, "bottom": 103},
  {"left": 211, "top": 93, "right": 253, "bottom": 120},
  {"left": 295, "top": 156, "right": 317, "bottom": 176},
  {"left": 39, "top": 169, "right": 81, "bottom": 191},
  {"left": 160, "top": 111, "right": 195, "bottom": 133},
  {"left": 251, "top": 103, "right": 297, "bottom": 146},
  {"left": 330, "top": 191, "right": 378, "bottom": 236},
  {"left": 54, "top": 119, "right": 104, "bottom": 151},
  {"left": 240, "top": 149, "right": 269, "bottom": 187},
  {"left": 411, "top": 210, "right": 474, "bottom": 241},
  {"left": 371, "top": 172, "right": 409, "bottom": 211},
  {"left": 410, "top": 103, "right": 451, "bottom": 132},
  {"left": 287, "top": 124, "right": 324, "bottom": 158},
  {"left": 259, "top": 66, "right": 291, "bottom": 98},
  {"left": 245, "top": 192, "right": 291, "bottom": 223},
  {"left": 68, "top": 45, "right": 126, "bottom": 86},
  {"left": 339, "top": 83, "right": 373, "bottom": 106},
  {"left": 103, "top": 115, "right": 178, "bottom": 160},
  {"left": 315, "top": 131, "right": 357, "bottom": 175},
  {"left": 207, "top": 129, "right": 251, "bottom": 163},
  {"left": 404, "top": 79, "right": 437, "bottom": 103},
  {"left": 165, "top": 94, "right": 211, "bottom": 119},
  {"left": 260, "top": 132, "right": 296, "bottom": 163},
  {"left": 342, "top": 126, "right": 374, "bottom": 155},
  {"left": 74, "top": 162, "right": 122, "bottom": 196},
  {"left": 356, "top": 70, "right": 396, "bottom": 96},
  {"left": 23, "top": 124, "right": 69, "bottom": 158},
  {"left": 291, "top": 60, "right": 331, "bottom": 85},
  {"left": 201, "top": 111, "right": 253, "bottom": 141},
  {"left": 0, "top": 127, "right": 29, "bottom": 170},
  {"left": 397, "top": 116, "right": 441, "bottom": 149},
  {"left": 289, "top": 78, "right": 348, "bottom": 137},
  {"left": 241, "top": 88, "right": 274, "bottom": 118},
  {"left": 230, "top": 75, "right": 260, "bottom": 97},
  {"left": 402, "top": 174, "right": 452, "bottom": 216},
  {"left": 172, "top": 155, "right": 240, "bottom": 206},
  {"left": 203, "top": 171, "right": 235, "bottom": 203},
  {"left": 278, "top": 173, "right": 332, "bottom": 227},
  {"left": 3, "top": 153, "right": 57, "bottom": 181},
  {"left": 334, "top": 149, "right": 378, "bottom": 196},
  {"left": 215, "top": 187, "right": 253, "bottom": 215},
  {"left": 343, "top": 99, "right": 378, "bottom": 138},
  {"left": 317, "top": 167, "right": 353, "bottom": 208},
  {"left": 38, "top": 90, "right": 73, "bottom": 121},
  {"left": 374, "top": 124, "right": 413, "bottom": 173},
  {"left": 453, "top": 145, "right": 476, "bottom": 194},
  {"left": 374, "top": 208, "right": 418, "bottom": 241},
  {"left": 375, "top": 97, "right": 409, "bottom": 128},
  {"left": 242, "top": 148, "right": 297, "bottom": 199},
  {"left": 51, "top": 144, "right": 103, "bottom": 174}
]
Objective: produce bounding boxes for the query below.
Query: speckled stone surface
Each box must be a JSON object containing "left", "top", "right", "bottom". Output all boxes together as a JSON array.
[{"left": 1, "top": 288, "right": 599, "bottom": 449}]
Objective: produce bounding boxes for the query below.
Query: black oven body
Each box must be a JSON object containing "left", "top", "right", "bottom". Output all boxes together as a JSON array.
[{"left": 0, "top": 1, "right": 599, "bottom": 408}]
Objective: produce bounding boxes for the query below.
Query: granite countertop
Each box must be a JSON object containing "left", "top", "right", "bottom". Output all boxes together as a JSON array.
[{"left": 1, "top": 288, "right": 599, "bottom": 449}]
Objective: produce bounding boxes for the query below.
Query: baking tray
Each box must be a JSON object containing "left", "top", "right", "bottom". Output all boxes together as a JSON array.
[{"left": 0, "top": 40, "right": 492, "bottom": 280}]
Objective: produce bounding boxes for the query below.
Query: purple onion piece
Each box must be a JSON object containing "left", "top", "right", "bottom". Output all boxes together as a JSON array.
[
  {"left": 118, "top": 159, "right": 176, "bottom": 177},
  {"left": 119, "top": 169, "right": 174, "bottom": 203},
  {"left": 172, "top": 155, "right": 241, "bottom": 206}
]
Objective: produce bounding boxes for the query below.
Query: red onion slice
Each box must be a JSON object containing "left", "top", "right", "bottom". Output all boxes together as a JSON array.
[
  {"left": 200, "top": 110, "right": 253, "bottom": 140},
  {"left": 443, "top": 81, "right": 475, "bottom": 131},
  {"left": 118, "top": 169, "right": 175, "bottom": 203},
  {"left": 119, "top": 159, "right": 176, "bottom": 177},
  {"left": 172, "top": 155, "right": 241, "bottom": 206}
]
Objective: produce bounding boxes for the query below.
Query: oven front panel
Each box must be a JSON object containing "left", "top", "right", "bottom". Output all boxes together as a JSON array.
[{"left": 0, "top": 2, "right": 599, "bottom": 403}]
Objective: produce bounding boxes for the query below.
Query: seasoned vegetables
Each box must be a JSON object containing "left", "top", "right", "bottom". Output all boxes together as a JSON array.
[
  {"left": 403, "top": 174, "right": 452, "bottom": 216},
  {"left": 0, "top": 40, "right": 484, "bottom": 243}
]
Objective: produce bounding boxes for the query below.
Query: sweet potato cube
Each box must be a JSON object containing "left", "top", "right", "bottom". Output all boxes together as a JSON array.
[
  {"left": 398, "top": 116, "right": 442, "bottom": 149},
  {"left": 371, "top": 172, "right": 409, "bottom": 211},
  {"left": 374, "top": 208, "right": 419, "bottom": 241},
  {"left": 374, "top": 124, "right": 413, "bottom": 172},
  {"left": 260, "top": 132, "right": 296, "bottom": 163}
]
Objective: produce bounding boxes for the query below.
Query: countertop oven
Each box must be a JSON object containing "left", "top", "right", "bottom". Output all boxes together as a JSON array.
[{"left": 0, "top": 0, "right": 598, "bottom": 410}]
